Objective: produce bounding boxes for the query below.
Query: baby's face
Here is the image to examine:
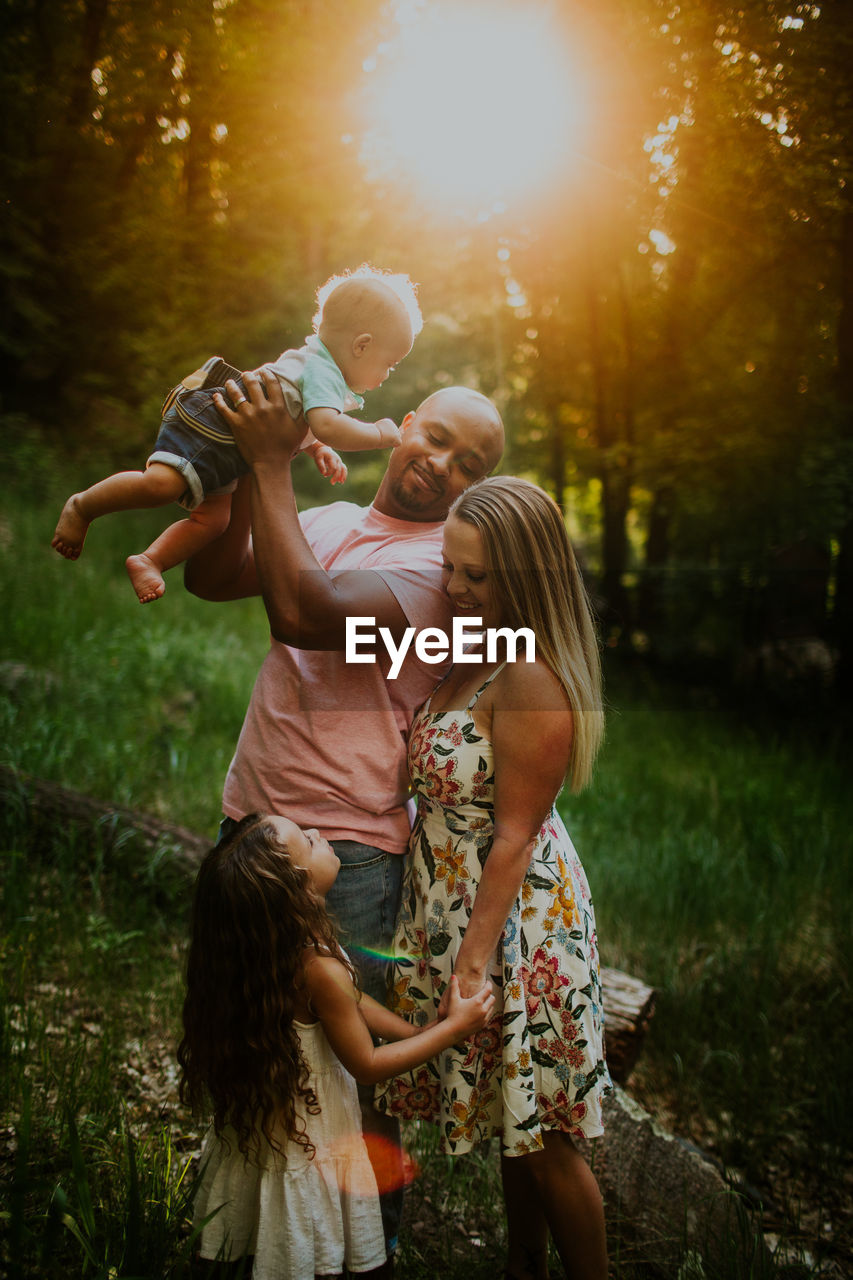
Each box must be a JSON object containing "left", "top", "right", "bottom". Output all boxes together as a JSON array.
[{"left": 340, "top": 319, "right": 413, "bottom": 395}]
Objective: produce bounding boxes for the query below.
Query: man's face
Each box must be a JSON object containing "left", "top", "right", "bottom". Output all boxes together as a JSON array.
[{"left": 384, "top": 391, "right": 502, "bottom": 522}]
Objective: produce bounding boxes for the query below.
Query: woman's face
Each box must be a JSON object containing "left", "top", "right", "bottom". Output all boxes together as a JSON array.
[{"left": 441, "top": 514, "right": 503, "bottom": 630}]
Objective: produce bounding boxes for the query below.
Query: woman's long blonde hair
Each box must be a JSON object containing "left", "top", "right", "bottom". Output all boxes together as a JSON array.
[{"left": 449, "top": 476, "right": 604, "bottom": 791}]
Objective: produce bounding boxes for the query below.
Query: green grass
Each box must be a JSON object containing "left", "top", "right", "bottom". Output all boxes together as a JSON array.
[
  {"left": 561, "top": 672, "right": 852, "bottom": 1189},
  {"left": 2, "top": 482, "right": 851, "bottom": 1276},
  {"left": 1, "top": 488, "right": 269, "bottom": 832}
]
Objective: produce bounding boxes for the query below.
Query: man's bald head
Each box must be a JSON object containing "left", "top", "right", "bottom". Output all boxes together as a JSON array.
[{"left": 415, "top": 386, "right": 504, "bottom": 473}]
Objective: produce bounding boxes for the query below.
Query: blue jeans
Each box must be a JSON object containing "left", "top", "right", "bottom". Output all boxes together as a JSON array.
[{"left": 325, "top": 840, "right": 404, "bottom": 1002}]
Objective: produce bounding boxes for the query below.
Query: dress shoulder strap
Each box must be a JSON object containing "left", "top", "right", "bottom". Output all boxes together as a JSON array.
[{"left": 465, "top": 662, "right": 507, "bottom": 711}]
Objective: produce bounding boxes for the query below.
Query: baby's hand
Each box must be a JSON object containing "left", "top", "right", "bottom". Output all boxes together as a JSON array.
[
  {"left": 309, "top": 443, "right": 348, "bottom": 485},
  {"left": 374, "top": 418, "right": 402, "bottom": 448},
  {"left": 444, "top": 974, "right": 497, "bottom": 1037}
]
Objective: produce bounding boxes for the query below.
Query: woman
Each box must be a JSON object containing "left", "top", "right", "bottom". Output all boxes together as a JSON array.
[{"left": 375, "top": 476, "right": 611, "bottom": 1280}]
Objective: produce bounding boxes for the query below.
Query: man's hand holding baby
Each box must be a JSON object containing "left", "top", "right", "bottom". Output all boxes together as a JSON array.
[{"left": 214, "top": 367, "right": 307, "bottom": 469}]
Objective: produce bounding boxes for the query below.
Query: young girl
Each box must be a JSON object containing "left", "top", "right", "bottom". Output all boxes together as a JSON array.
[{"left": 178, "top": 812, "right": 495, "bottom": 1280}]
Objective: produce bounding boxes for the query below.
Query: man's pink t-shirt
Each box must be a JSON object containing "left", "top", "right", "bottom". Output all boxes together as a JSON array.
[{"left": 222, "top": 501, "right": 452, "bottom": 854}]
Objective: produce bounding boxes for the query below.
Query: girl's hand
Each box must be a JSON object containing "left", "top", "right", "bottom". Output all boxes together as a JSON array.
[{"left": 442, "top": 974, "right": 497, "bottom": 1036}]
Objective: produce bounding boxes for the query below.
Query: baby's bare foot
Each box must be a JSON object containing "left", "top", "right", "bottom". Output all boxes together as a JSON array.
[
  {"left": 126, "top": 553, "right": 166, "bottom": 604},
  {"left": 52, "top": 494, "right": 90, "bottom": 559}
]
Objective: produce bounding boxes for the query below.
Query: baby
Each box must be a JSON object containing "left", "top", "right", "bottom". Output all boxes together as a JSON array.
[{"left": 52, "top": 266, "right": 421, "bottom": 602}]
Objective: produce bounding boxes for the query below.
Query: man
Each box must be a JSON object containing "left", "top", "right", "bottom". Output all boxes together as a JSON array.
[{"left": 185, "top": 367, "right": 504, "bottom": 1255}]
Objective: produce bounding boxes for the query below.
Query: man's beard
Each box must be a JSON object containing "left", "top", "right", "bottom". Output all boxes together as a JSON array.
[{"left": 389, "top": 466, "right": 442, "bottom": 514}]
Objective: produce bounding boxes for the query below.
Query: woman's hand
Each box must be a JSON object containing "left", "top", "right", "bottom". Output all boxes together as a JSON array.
[
  {"left": 436, "top": 966, "right": 491, "bottom": 1019},
  {"left": 212, "top": 366, "right": 307, "bottom": 468},
  {"left": 442, "top": 974, "right": 497, "bottom": 1037}
]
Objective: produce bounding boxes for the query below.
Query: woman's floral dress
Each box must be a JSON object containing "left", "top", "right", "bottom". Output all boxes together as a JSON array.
[{"left": 374, "top": 667, "right": 612, "bottom": 1156}]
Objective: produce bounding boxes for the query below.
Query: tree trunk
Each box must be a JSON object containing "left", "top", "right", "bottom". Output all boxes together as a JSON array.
[
  {"left": 585, "top": 266, "right": 632, "bottom": 633},
  {"left": 182, "top": 0, "right": 220, "bottom": 254},
  {"left": 833, "top": 196, "right": 853, "bottom": 701},
  {"left": 638, "top": 483, "right": 674, "bottom": 635}
]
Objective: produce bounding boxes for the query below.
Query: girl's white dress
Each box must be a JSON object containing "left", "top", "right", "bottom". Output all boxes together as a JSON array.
[{"left": 194, "top": 1019, "right": 386, "bottom": 1278}]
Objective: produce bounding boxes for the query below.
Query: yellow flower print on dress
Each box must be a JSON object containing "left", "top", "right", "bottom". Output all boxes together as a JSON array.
[
  {"left": 433, "top": 837, "right": 470, "bottom": 895},
  {"left": 521, "top": 877, "right": 537, "bottom": 922},
  {"left": 390, "top": 973, "right": 418, "bottom": 1015},
  {"left": 448, "top": 1083, "right": 497, "bottom": 1145},
  {"left": 544, "top": 854, "right": 577, "bottom": 930}
]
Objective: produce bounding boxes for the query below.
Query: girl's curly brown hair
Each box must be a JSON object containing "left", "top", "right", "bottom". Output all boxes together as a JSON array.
[{"left": 177, "top": 813, "right": 354, "bottom": 1161}]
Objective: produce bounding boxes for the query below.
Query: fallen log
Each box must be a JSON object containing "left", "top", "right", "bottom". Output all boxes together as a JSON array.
[
  {"left": 601, "top": 965, "right": 657, "bottom": 1084},
  {"left": 0, "top": 763, "right": 211, "bottom": 877},
  {"left": 577, "top": 1087, "right": 772, "bottom": 1276}
]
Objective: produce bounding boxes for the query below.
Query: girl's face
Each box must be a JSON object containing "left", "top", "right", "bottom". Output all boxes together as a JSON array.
[
  {"left": 441, "top": 514, "right": 503, "bottom": 630},
  {"left": 269, "top": 816, "right": 340, "bottom": 897}
]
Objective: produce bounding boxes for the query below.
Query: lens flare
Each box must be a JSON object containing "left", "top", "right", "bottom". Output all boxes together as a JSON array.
[
  {"left": 362, "top": 1133, "right": 419, "bottom": 1195},
  {"left": 361, "top": 3, "right": 589, "bottom": 216},
  {"left": 350, "top": 944, "right": 409, "bottom": 965}
]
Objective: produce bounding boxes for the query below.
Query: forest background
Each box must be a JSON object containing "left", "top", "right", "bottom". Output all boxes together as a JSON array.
[{"left": 3, "top": 0, "right": 853, "bottom": 693}]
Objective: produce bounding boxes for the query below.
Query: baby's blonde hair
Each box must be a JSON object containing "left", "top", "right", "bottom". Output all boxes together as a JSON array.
[
  {"left": 449, "top": 476, "right": 604, "bottom": 792},
  {"left": 313, "top": 264, "right": 423, "bottom": 341}
]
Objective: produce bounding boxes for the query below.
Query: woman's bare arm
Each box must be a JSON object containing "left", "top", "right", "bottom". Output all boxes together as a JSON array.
[{"left": 451, "top": 662, "right": 573, "bottom": 997}]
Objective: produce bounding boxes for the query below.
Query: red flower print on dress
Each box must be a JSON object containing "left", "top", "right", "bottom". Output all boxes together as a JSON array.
[
  {"left": 470, "top": 768, "right": 488, "bottom": 799},
  {"left": 543, "top": 1037, "right": 586, "bottom": 1070},
  {"left": 560, "top": 1010, "right": 579, "bottom": 1041},
  {"left": 408, "top": 927, "right": 430, "bottom": 981},
  {"left": 536, "top": 1089, "right": 588, "bottom": 1133},
  {"left": 538, "top": 814, "right": 559, "bottom": 842},
  {"left": 521, "top": 946, "right": 569, "bottom": 1018},
  {"left": 408, "top": 718, "right": 439, "bottom": 771},
  {"left": 422, "top": 757, "right": 462, "bottom": 804},
  {"left": 388, "top": 1068, "right": 438, "bottom": 1119},
  {"left": 460, "top": 1018, "right": 503, "bottom": 1074}
]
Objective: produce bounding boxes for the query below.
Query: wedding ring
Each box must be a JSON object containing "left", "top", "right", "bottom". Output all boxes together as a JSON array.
[{"left": 232, "top": 395, "right": 247, "bottom": 407}]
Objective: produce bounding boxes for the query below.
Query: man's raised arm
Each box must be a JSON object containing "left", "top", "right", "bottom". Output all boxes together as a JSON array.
[{"left": 206, "top": 367, "right": 410, "bottom": 649}]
